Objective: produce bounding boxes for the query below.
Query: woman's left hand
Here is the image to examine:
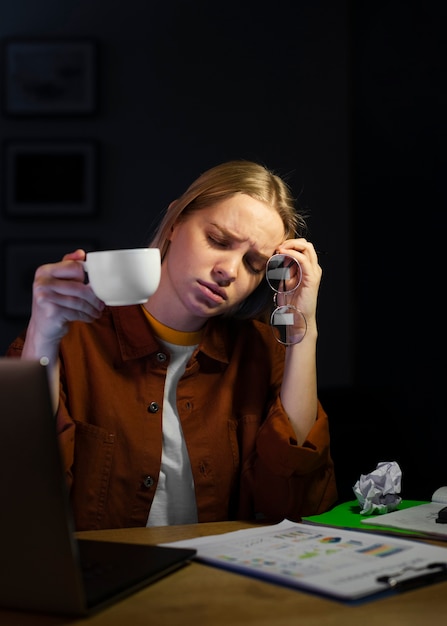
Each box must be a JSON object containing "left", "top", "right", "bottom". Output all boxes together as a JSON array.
[{"left": 275, "top": 238, "right": 322, "bottom": 326}]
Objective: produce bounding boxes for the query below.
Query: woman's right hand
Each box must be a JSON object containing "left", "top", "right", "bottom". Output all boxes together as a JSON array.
[{"left": 22, "top": 249, "right": 105, "bottom": 363}]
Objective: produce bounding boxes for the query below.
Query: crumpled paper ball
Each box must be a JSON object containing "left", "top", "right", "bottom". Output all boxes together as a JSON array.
[{"left": 353, "top": 461, "right": 402, "bottom": 515}]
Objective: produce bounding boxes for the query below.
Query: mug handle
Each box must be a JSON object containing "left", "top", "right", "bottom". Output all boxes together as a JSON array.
[{"left": 80, "top": 260, "right": 89, "bottom": 284}]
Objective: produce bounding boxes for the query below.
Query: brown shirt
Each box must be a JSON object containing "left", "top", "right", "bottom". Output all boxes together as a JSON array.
[{"left": 7, "top": 305, "right": 337, "bottom": 530}]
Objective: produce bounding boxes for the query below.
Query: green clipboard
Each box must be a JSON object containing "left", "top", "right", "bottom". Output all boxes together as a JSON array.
[{"left": 302, "top": 499, "right": 429, "bottom": 536}]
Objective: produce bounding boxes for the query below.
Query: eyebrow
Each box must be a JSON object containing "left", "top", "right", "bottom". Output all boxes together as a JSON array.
[{"left": 210, "top": 223, "right": 271, "bottom": 263}]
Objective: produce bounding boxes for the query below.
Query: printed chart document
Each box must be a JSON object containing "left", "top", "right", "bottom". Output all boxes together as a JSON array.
[
  {"left": 164, "top": 519, "right": 447, "bottom": 602},
  {"left": 361, "top": 486, "right": 447, "bottom": 539}
]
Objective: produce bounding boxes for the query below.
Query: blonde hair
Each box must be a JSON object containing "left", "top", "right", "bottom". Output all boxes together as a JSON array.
[{"left": 149, "top": 160, "right": 307, "bottom": 320}]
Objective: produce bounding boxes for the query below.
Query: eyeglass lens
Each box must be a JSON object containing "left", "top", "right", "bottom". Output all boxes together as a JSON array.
[
  {"left": 266, "top": 254, "right": 302, "bottom": 293},
  {"left": 270, "top": 306, "right": 307, "bottom": 345}
]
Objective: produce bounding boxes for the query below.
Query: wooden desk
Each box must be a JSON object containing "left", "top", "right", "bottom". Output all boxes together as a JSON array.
[{"left": 1, "top": 521, "right": 447, "bottom": 626}]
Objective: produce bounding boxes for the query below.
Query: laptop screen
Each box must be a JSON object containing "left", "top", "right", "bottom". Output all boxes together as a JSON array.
[{"left": 0, "top": 358, "right": 195, "bottom": 616}]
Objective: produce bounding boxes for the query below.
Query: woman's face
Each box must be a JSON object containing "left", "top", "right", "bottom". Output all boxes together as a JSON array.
[{"left": 157, "top": 193, "right": 285, "bottom": 329}]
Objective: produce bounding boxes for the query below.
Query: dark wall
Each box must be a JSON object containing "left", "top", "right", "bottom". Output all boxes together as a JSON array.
[
  {"left": 330, "top": 1, "right": 447, "bottom": 501},
  {"left": 0, "top": 0, "right": 352, "bottom": 393}
]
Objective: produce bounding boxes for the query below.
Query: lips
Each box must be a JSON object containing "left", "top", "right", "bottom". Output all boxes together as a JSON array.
[{"left": 198, "top": 280, "right": 228, "bottom": 301}]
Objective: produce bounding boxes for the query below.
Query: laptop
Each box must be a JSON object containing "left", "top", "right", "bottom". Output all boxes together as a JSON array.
[{"left": 0, "top": 358, "right": 196, "bottom": 616}]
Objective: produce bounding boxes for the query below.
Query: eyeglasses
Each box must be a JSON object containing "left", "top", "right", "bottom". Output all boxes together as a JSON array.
[{"left": 265, "top": 254, "right": 307, "bottom": 346}]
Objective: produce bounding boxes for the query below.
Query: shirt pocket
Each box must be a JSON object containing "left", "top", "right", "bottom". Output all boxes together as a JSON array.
[{"left": 70, "top": 420, "right": 115, "bottom": 530}]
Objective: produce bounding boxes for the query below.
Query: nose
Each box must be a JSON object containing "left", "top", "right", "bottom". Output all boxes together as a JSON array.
[{"left": 212, "top": 254, "right": 239, "bottom": 285}]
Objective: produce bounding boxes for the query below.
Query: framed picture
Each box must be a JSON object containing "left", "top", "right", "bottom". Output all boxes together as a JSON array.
[
  {"left": 3, "top": 39, "right": 97, "bottom": 116},
  {"left": 3, "top": 140, "right": 98, "bottom": 217},
  {"left": 3, "top": 240, "right": 97, "bottom": 318}
]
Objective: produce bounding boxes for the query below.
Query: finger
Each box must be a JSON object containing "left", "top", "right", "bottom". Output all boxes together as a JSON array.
[
  {"left": 276, "top": 244, "right": 319, "bottom": 275},
  {"left": 62, "top": 249, "right": 86, "bottom": 262},
  {"left": 33, "top": 291, "right": 105, "bottom": 322},
  {"left": 48, "top": 300, "right": 104, "bottom": 323},
  {"left": 278, "top": 238, "right": 318, "bottom": 259},
  {"left": 35, "top": 258, "right": 86, "bottom": 283},
  {"left": 34, "top": 276, "right": 104, "bottom": 313},
  {"left": 32, "top": 298, "right": 104, "bottom": 331}
]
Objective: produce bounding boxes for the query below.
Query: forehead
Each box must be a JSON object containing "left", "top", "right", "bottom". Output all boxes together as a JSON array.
[{"left": 195, "top": 194, "right": 285, "bottom": 253}]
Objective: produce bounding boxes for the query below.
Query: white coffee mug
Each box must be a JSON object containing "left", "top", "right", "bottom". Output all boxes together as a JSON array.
[{"left": 82, "top": 248, "right": 161, "bottom": 306}]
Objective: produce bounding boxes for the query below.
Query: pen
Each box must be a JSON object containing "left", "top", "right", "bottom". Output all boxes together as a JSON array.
[{"left": 377, "top": 562, "right": 447, "bottom": 591}]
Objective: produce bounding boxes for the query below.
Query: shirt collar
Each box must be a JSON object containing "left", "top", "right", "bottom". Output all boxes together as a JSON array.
[{"left": 110, "top": 305, "right": 231, "bottom": 364}]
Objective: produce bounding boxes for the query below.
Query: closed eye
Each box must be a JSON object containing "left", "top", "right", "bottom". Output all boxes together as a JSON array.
[{"left": 207, "top": 234, "right": 229, "bottom": 248}]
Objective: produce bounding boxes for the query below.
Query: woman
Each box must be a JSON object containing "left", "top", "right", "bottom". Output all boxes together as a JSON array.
[{"left": 7, "top": 160, "right": 337, "bottom": 530}]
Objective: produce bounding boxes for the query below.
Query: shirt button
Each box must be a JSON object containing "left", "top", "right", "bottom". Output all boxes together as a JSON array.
[
  {"left": 143, "top": 476, "right": 154, "bottom": 488},
  {"left": 156, "top": 352, "right": 167, "bottom": 362},
  {"left": 148, "top": 402, "right": 159, "bottom": 413}
]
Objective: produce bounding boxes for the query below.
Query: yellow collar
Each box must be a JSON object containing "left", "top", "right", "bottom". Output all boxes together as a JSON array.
[{"left": 141, "top": 306, "right": 203, "bottom": 346}]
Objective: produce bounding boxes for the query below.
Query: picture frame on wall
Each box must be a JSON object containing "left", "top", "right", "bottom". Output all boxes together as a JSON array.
[
  {"left": 3, "top": 140, "right": 98, "bottom": 217},
  {"left": 3, "top": 240, "right": 97, "bottom": 318},
  {"left": 2, "top": 38, "right": 97, "bottom": 116}
]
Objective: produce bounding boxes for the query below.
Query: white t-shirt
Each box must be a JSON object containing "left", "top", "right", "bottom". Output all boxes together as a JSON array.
[{"left": 146, "top": 341, "right": 198, "bottom": 526}]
